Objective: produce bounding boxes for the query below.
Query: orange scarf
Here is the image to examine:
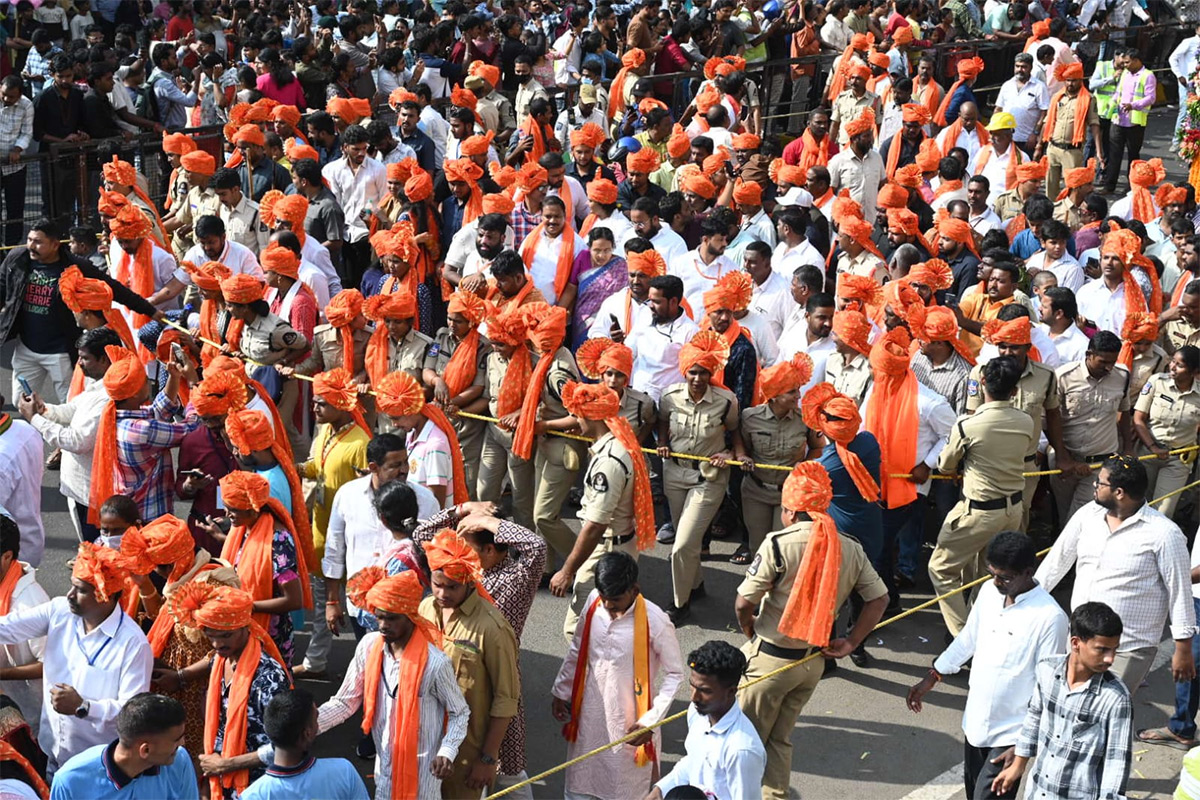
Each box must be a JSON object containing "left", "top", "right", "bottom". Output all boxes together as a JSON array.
[
  {"left": 825, "top": 422, "right": 880, "bottom": 502},
  {"left": 116, "top": 241, "right": 157, "bottom": 329},
  {"left": 864, "top": 367, "right": 919, "bottom": 510},
  {"left": 519, "top": 223, "right": 577, "bottom": 301},
  {"left": 933, "top": 78, "right": 966, "bottom": 127},
  {"left": 886, "top": 133, "right": 921, "bottom": 181},
  {"left": 512, "top": 347, "right": 559, "bottom": 461},
  {"left": 420, "top": 407, "right": 470, "bottom": 504},
  {"left": 496, "top": 347, "right": 532, "bottom": 418},
  {"left": 933, "top": 179, "right": 963, "bottom": 199},
  {"left": 198, "top": 298, "right": 225, "bottom": 367},
  {"left": 1172, "top": 271, "right": 1198, "bottom": 307},
  {"left": 564, "top": 594, "right": 656, "bottom": 767},
  {"left": 974, "top": 143, "right": 1023, "bottom": 192},
  {"left": 442, "top": 329, "right": 482, "bottom": 399},
  {"left": 609, "top": 66, "right": 634, "bottom": 120},
  {"left": 204, "top": 627, "right": 290, "bottom": 797},
  {"left": 916, "top": 77, "right": 942, "bottom": 120},
  {"left": 364, "top": 327, "right": 392, "bottom": 387},
  {"left": 0, "top": 561, "right": 24, "bottom": 615},
  {"left": 938, "top": 120, "right": 989, "bottom": 159},
  {"left": 797, "top": 130, "right": 832, "bottom": 172},
  {"left": 520, "top": 115, "right": 550, "bottom": 164},
  {"left": 1042, "top": 87, "right": 1091, "bottom": 147},
  {"left": 330, "top": 324, "right": 359, "bottom": 377},
  {"left": 88, "top": 400, "right": 120, "bottom": 526},
  {"left": 220, "top": 504, "right": 313, "bottom": 628},
  {"left": 579, "top": 214, "right": 598, "bottom": 235},
  {"left": 779, "top": 511, "right": 842, "bottom": 646},
  {"left": 486, "top": 276, "right": 536, "bottom": 314},
  {"left": 362, "top": 631, "right": 431, "bottom": 799}
]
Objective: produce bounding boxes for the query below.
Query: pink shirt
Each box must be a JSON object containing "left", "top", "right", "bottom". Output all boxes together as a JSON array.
[{"left": 256, "top": 73, "right": 307, "bottom": 109}]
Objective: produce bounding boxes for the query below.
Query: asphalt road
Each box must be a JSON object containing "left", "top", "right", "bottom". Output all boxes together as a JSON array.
[{"left": 2, "top": 110, "right": 1195, "bottom": 800}]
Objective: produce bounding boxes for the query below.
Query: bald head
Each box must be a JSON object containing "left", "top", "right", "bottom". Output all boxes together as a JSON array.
[{"left": 958, "top": 102, "right": 979, "bottom": 130}]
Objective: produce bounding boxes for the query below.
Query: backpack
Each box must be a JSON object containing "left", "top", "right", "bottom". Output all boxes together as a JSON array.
[{"left": 138, "top": 71, "right": 168, "bottom": 125}]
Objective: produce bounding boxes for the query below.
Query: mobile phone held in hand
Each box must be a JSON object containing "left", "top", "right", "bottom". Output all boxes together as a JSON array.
[{"left": 16, "top": 376, "right": 32, "bottom": 397}]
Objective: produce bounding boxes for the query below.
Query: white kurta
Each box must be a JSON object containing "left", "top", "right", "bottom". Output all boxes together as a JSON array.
[{"left": 552, "top": 593, "right": 685, "bottom": 800}]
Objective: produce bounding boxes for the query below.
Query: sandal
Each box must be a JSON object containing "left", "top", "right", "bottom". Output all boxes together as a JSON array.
[
  {"left": 1137, "top": 727, "right": 1196, "bottom": 751},
  {"left": 730, "top": 545, "right": 753, "bottom": 565}
]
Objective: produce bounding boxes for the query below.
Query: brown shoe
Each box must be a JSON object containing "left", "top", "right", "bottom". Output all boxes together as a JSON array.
[{"left": 45, "top": 449, "right": 62, "bottom": 471}]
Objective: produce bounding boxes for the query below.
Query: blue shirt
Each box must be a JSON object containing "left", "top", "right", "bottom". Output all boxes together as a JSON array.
[
  {"left": 50, "top": 742, "right": 198, "bottom": 800},
  {"left": 255, "top": 464, "right": 293, "bottom": 510},
  {"left": 944, "top": 84, "right": 977, "bottom": 126},
  {"left": 240, "top": 756, "right": 369, "bottom": 800},
  {"left": 817, "top": 431, "right": 883, "bottom": 560},
  {"left": 1010, "top": 228, "right": 1041, "bottom": 260}
]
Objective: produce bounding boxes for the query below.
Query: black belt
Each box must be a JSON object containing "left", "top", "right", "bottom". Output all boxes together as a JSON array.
[
  {"left": 672, "top": 457, "right": 700, "bottom": 469},
  {"left": 1024, "top": 454, "right": 1036, "bottom": 463},
  {"left": 1049, "top": 141, "right": 1081, "bottom": 149},
  {"left": 968, "top": 491, "right": 1023, "bottom": 511},
  {"left": 609, "top": 531, "right": 636, "bottom": 546},
  {"left": 758, "top": 640, "right": 820, "bottom": 660},
  {"left": 1079, "top": 452, "right": 1117, "bottom": 465},
  {"left": 749, "top": 472, "right": 785, "bottom": 490}
]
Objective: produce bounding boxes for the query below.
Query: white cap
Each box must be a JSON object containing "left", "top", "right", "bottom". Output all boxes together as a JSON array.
[{"left": 776, "top": 187, "right": 813, "bottom": 208}]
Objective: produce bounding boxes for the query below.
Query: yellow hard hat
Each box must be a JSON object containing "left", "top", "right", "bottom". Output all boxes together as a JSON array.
[{"left": 986, "top": 112, "right": 1018, "bottom": 132}]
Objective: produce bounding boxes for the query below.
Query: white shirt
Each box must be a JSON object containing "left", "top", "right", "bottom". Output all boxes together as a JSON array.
[
  {"left": 587, "top": 290, "right": 653, "bottom": 341},
  {"left": 1108, "top": 192, "right": 1156, "bottom": 223},
  {"left": 590, "top": 214, "right": 635, "bottom": 256},
  {"left": 1171, "top": 36, "right": 1200, "bottom": 92},
  {"left": 29, "top": 380, "right": 108, "bottom": 511},
  {"left": 739, "top": 210, "right": 777, "bottom": 252},
  {"left": 0, "top": 564, "right": 46, "bottom": 740},
  {"left": 322, "top": 474, "right": 439, "bottom": 585},
  {"left": 969, "top": 206, "right": 1004, "bottom": 235},
  {"left": 1040, "top": 322, "right": 1090, "bottom": 365},
  {"left": 0, "top": 419, "right": 44, "bottom": 567},
  {"left": 296, "top": 257, "right": 332, "bottom": 314},
  {"left": 670, "top": 249, "right": 739, "bottom": 318},
  {"left": 1026, "top": 250, "right": 1084, "bottom": 293},
  {"left": 995, "top": 77, "right": 1051, "bottom": 142},
  {"left": 862, "top": 380, "right": 956, "bottom": 496},
  {"left": 655, "top": 703, "right": 766, "bottom": 800},
  {"left": 935, "top": 125, "right": 985, "bottom": 163},
  {"left": 738, "top": 309, "right": 779, "bottom": 367},
  {"left": 553, "top": 105, "right": 608, "bottom": 151},
  {"left": 627, "top": 313, "right": 700, "bottom": 403},
  {"left": 446, "top": 220, "right": 516, "bottom": 272},
  {"left": 934, "top": 583, "right": 1068, "bottom": 747},
  {"left": 970, "top": 144, "right": 1023, "bottom": 206},
  {"left": 108, "top": 240, "right": 178, "bottom": 302},
  {"left": 750, "top": 270, "right": 797, "bottom": 340},
  {"left": 301, "top": 236, "right": 343, "bottom": 295},
  {"left": 828, "top": 146, "right": 885, "bottom": 222},
  {"left": 795, "top": 334, "right": 839, "bottom": 396},
  {"left": 322, "top": 156, "right": 388, "bottom": 243},
  {"left": 772, "top": 239, "right": 825, "bottom": 280},
  {"left": 177, "top": 239, "right": 263, "bottom": 285},
  {"left": 650, "top": 227, "right": 689, "bottom": 268},
  {"left": 549, "top": 175, "right": 589, "bottom": 227},
  {"left": 1036, "top": 501, "right": 1197, "bottom": 651},
  {"left": 1076, "top": 277, "right": 1128, "bottom": 334},
  {"left": 0, "top": 599, "right": 152, "bottom": 769},
  {"left": 522, "top": 230, "right": 587, "bottom": 305},
  {"left": 419, "top": 106, "right": 451, "bottom": 165},
  {"left": 318, "top": 634, "right": 469, "bottom": 800},
  {"left": 552, "top": 30, "right": 584, "bottom": 85}
]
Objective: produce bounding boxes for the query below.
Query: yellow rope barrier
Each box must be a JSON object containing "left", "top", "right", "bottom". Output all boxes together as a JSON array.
[
  {"left": 486, "top": 476, "right": 1200, "bottom": 797},
  {"left": 159, "top": 318, "right": 1200, "bottom": 479}
]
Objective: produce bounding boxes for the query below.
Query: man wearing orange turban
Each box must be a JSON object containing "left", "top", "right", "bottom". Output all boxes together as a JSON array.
[
  {"left": 880, "top": 104, "right": 929, "bottom": 182},
  {"left": 934, "top": 56, "right": 984, "bottom": 127},
  {"left": 828, "top": 106, "right": 884, "bottom": 223},
  {"left": 735, "top": 459, "right": 889, "bottom": 799},
  {"left": 161, "top": 149, "right": 222, "bottom": 260},
  {"left": 835, "top": 215, "right": 887, "bottom": 289},
  {"left": 417, "top": 528, "right": 520, "bottom": 797},
  {"left": 658, "top": 330, "right": 739, "bottom": 623},
  {"left": 1037, "top": 58, "right": 1101, "bottom": 200}
]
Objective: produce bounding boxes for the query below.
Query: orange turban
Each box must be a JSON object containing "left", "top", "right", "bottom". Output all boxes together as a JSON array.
[
  {"left": 893, "top": 26, "right": 914, "bottom": 45},
  {"left": 424, "top": 529, "right": 493, "bottom": 602},
  {"left": 232, "top": 124, "right": 266, "bottom": 147},
  {"left": 1015, "top": 158, "right": 1048, "bottom": 183},
  {"left": 258, "top": 190, "right": 283, "bottom": 228},
  {"left": 225, "top": 409, "right": 275, "bottom": 455},
  {"left": 562, "top": 380, "right": 620, "bottom": 420},
  {"left": 894, "top": 164, "right": 923, "bottom": 189},
  {"left": 779, "top": 164, "right": 807, "bottom": 187},
  {"left": 626, "top": 148, "right": 661, "bottom": 174},
  {"left": 445, "top": 158, "right": 487, "bottom": 185},
  {"left": 287, "top": 141, "right": 320, "bottom": 163},
  {"left": 570, "top": 122, "right": 606, "bottom": 150},
  {"left": 957, "top": 56, "right": 984, "bottom": 80},
  {"left": 702, "top": 147, "right": 731, "bottom": 176},
  {"left": 447, "top": 290, "right": 488, "bottom": 325},
  {"left": 1056, "top": 159, "right": 1096, "bottom": 200},
  {"left": 678, "top": 330, "right": 730, "bottom": 376},
  {"left": 713, "top": 271, "right": 753, "bottom": 312},
  {"left": 468, "top": 60, "right": 502, "bottom": 89},
  {"left": 1054, "top": 62, "right": 1084, "bottom": 82},
  {"left": 374, "top": 370, "right": 425, "bottom": 417},
  {"left": 313, "top": 367, "right": 370, "bottom": 434},
  {"left": 878, "top": 182, "right": 909, "bottom": 209},
  {"left": 576, "top": 337, "right": 634, "bottom": 379},
  {"left": 219, "top": 470, "right": 271, "bottom": 512},
  {"left": 461, "top": 131, "right": 495, "bottom": 156},
  {"left": 627, "top": 249, "right": 667, "bottom": 277},
  {"left": 170, "top": 581, "right": 257, "bottom": 631},
  {"left": 185, "top": 260, "right": 232, "bottom": 292},
  {"left": 102, "top": 156, "right": 137, "bottom": 187},
  {"left": 1032, "top": 19, "right": 1050, "bottom": 38},
  {"left": 365, "top": 290, "right": 417, "bottom": 322},
  {"left": 801, "top": 382, "right": 880, "bottom": 501},
  {"left": 732, "top": 179, "right": 762, "bottom": 205},
  {"left": 326, "top": 97, "right": 371, "bottom": 125},
  {"left": 451, "top": 86, "right": 477, "bottom": 111},
  {"left": 587, "top": 178, "right": 618, "bottom": 205},
  {"left": 386, "top": 158, "right": 417, "bottom": 184},
  {"left": 777, "top": 460, "right": 841, "bottom": 647},
  {"left": 982, "top": 316, "right": 1032, "bottom": 346},
  {"left": 191, "top": 370, "right": 248, "bottom": 417},
  {"left": 389, "top": 87, "right": 418, "bottom": 107},
  {"left": 756, "top": 353, "right": 815, "bottom": 403},
  {"left": 936, "top": 217, "right": 980, "bottom": 257},
  {"left": 1129, "top": 158, "right": 1167, "bottom": 223},
  {"left": 732, "top": 133, "right": 761, "bottom": 150},
  {"left": 667, "top": 124, "right": 691, "bottom": 159},
  {"left": 260, "top": 244, "right": 300, "bottom": 279},
  {"left": 832, "top": 189, "right": 863, "bottom": 225},
  {"left": 405, "top": 170, "right": 434, "bottom": 203},
  {"left": 837, "top": 273, "right": 884, "bottom": 311},
  {"left": 59, "top": 266, "right": 113, "bottom": 312},
  {"left": 98, "top": 190, "right": 129, "bottom": 218},
  {"left": 163, "top": 132, "right": 196, "bottom": 155},
  {"left": 110, "top": 205, "right": 152, "bottom": 239},
  {"left": 490, "top": 163, "right": 519, "bottom": 190},
  {"left": 917, "top": 305, "right": 977, "bottom": 365},
  {"left": 833, "top": 308, "right": 872, "bottom": 356},
  {"left": 683, "top": 173, "right": 717, "bottom": 200},
  {"left": 915, "top": 139, "right": 941, "bottom": 173},
  {"left": 120, "top": 514, "right": 194, "bottom": 577},
  {"left": 482, "top": 193, "right": 515, "bottom": 215},
  {"left": 838, "top": 217, "right": 885, "bottom": 261},
  {"left": 883, "top": 280, "right": 927, "bottom": 330},
  {"left": 181, "top": 151, "right": 216, "bottom": 175},
  {"left": 868, "top": 50, "right": 890, "bottom": 69},
  {"left": 270, "top": 104, "right": 301, "bottom": 126},
  {"left": 1119, "top": 310, "right": 1160, "bottom": 367},
  {"left": 72, "top": 542, "right": 132, "bottom": 603},
  {"left": 221, "top": 274, "right": 266, "bottom": 304},
  {"left": 274, "top": 194, "right": 309, "bottom": 234},
  {"left": 102, "top": 344, "right": 145, "bottom": 402},
  {"left": 326, "top": 288, "right": 365, "bottom": 328},
  {"left": 908, "top": 258, "right": 954, "bottom": 291},
  {"left": 848, "top": 63, "right": 872, "bottom": 81},
  {"left": 902, "top": 103, "right": 931, "bottom": 125},
  {"left": 1157, "top": 183, "right": 1190, "bottom": 209}
]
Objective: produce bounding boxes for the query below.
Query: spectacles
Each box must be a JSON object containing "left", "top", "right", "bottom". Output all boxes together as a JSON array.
[{"left": 1096, "top": 481, "right": 1113, "bottom": 488}]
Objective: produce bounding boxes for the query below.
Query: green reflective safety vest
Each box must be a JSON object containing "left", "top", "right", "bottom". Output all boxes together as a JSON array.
[{"left": 1093, "top": 60, "right": 1118, "bottom": 118}]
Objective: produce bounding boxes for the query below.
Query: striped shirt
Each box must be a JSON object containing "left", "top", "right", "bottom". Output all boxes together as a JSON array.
[{"left": 912, "top": 351, "right": 973, "bottom": 414}]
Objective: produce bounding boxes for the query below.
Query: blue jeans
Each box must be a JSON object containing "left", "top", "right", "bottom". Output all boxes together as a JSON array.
[
  {"left": 893, "top": 495, "right": 928, "bottom": 582},
  {"left": 1169, "top": 597, "right": 1200, "bottom": 739}
]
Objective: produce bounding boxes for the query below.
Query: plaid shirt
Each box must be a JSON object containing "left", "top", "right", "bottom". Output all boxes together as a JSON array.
[
  {"left": 23, "top": 45, "right": 61, "bottom": 92},
  {"left": 510, "top": 203, "right": 543, "bottom": 251},
  {"left": 115, "top": 390, "right": 200, "bottom": 521},
  {"left": 1016, "top": 655, "right": 1132, "bottom": 800},
  {"left": 0, "top": 95, "right": 33, "bottom": 177}
]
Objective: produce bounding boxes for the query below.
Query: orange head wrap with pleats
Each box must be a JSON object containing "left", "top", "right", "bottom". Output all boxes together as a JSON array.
[
  {"left": 908, "top": 258, "right": 954, "bottom": 291},
  {"left": 363, "top": 291, "right": 418, "bottom": 385},
  {"left": 424, "top": 529, "right": 494, "bottom": 603},
  {"left": 916, "top": 306, "right": 977, "bottom": 365},
  {"left": 72, "top": 541, "right": 133, "bottom": 603},
  {"left": 576, "top": 337, "right": 634, "bottom": 380},
  {"left": 58, "top": 267, "right": 136, "bottom": 352},
  {"left": 312, "top": 367, "right": 370, "bottom": 435},
  {"left": 483, "top": 308, "right": 532, "bottom": 418},
  {"left": 832, "top": 308, "right": 872, "bottom": 356},
  {"left": 1128, "top": 159, "right": 1167, "bottom": 224},
  {"left": 1118, "top": 311, "right": 1160, "bottom": 368},
  {"left": 88, "top": 346, "right": 147, "bottom": 525},
  {"left": 778, "top": 461, "right": 841, "bottom": 647},
  {"left": 865, "top": 327, "right": 920, "bottom": 509},
  {"left": 512, "top": 303, "right": 570, "bottom": 460},
  {"left": 372, "top": 371, "right": 469, "bottom": 504},
  {"left": 801, "top": 382, "right": 880, "bottom": 502},
  {"left": 325, "top": 289, "right": 366, "bottom": 374},
  {"left": 754, "top": 353, "right": 814, "bottom": 406}
]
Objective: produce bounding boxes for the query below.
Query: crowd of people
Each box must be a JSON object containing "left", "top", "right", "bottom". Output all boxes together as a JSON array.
[{"left": 1, "top": 0, "right": 1200, "bottom": 798}]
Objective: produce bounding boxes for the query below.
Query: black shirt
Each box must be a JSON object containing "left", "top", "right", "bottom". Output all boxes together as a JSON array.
[
  {"left": 948, "top": 251, "right": 983, "bottom": 299},
  {"left": 400, "top": 128, "right": 437, "bottom": 176},
  {"left": 616, "top": 179, "right": 666, "bottom": 214},
  {"left": 82, "top": 88, "right": 124, "bottom": 140},
  {"left": 32, "top": 84, "right": 86, "bottom": 142}
]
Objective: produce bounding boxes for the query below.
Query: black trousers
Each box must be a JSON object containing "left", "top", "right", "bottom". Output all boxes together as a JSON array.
[
  {"left": 2, "top": 167, "right": 26, "bottom": 247},
  {"left": 71, "top": 501, "right": 101, "bottom": 544},
  {"left": 340, "top": 238, "right": 373, "bottom": 291},
  {"left": 1103, "top": 123, "right": 1146, "bottom": 190},
  {"left": 964, "top": 742, "right": 1019, "bottom": 800}
]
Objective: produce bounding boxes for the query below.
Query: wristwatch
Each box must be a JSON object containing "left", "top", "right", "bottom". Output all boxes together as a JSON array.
[
  {"left": 74, "top": 700, "right": 90, "bottom": 719},
  {"left": 479, "top": 753, "right": 497, "bottom": 766}
]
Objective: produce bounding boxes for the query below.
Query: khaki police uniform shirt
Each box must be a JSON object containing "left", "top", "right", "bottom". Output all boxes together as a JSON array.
[
  {"left": 836, "top": 249, "right": 887, "bottom": 286},
  {"left": 740, "top": 405, "right": 808, "bottom": 486},
  {"left": 219, "top": 195, "right": 270, "bottom": 255},
  {"left": 1129, "top": 343, "right": 1168, "bottom": 401},
  {"left": 240, "top": 312, "right": 306, "bottom": 366},
  {"left": 483, "top": 350, "right": 513, "bottom": 442},
  {"left": 1047, "top": 92, "right": 1099, "bottom": 146},
  {"left": 1055, "top": 360, "right": 1131, "bottom": 457},
  {"left": 1135, "top": 373, "right": 1200, "bottom": 449},
  {"left": 299, "top": 324, "right": 373, "bottom": 377},
  {"left": 938, "top": 400, "right": 1034, "bottom": 500},
  {"left": 538, "top": 346, "right": 581, "bottom": 422},
  {"left": 738, "top": 519, "right": 888, "bottom": 650},
  {"left": 993, "top": 189, "right": 1026, "bottom": 221},
  {"left": 1161, "top": 318, "right": 1200, "bottom": 355},
  {"left": 422, "top": 328, "right": 492, "bottom": 387},
  {"left": 831, "top": 89, "right": 879, "bottom": 145},
  {"left": 966, "top": 358, "right": 1058, "bottom": 456},
  {"left": 171, "top": 185, "right": 220, "bottom": 256},
  {"left": 825, "top": 352, "right": 873, "bottom": 407},
  {"left": 579, "top": 432, "right": 637, "bottom": 536},
  {"left": 390, "top": 328, "right": 433, "bottom": 380},
  {"left": 619, "top": 387, "right": 657, "bottom": 434},
  {"left": 660, "top": 383, "right": 740, "bottom": 481},
  {"left": 1053, "top": 197, "right": 1083, "bottom": 232}
]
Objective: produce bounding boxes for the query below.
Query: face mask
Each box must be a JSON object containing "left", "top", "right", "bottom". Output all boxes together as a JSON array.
[{"left": 582, "top": 76, "right": 595, "bottom": 85}]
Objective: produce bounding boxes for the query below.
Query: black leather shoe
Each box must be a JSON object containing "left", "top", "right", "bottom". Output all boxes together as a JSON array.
[
  {"left": 690, "top": 583, "right": 707, "bottom": 601},
  {"left": 356, "top": 733, "right": 376, "bottom": 760},
  {"left": 850, "top": 645, "right": 872, "bottom": 668},
  {"left": 667, "top": 603, "right": 691, "bottom": 626},
  {"left": 823, "top": 658, "right": 838, "bottom": 676}
]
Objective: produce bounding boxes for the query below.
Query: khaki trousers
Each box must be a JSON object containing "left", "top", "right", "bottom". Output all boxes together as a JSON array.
[
  {"left": 453, "top": 416, "right": 487, "bottom": 501},
  {"left": 1046, "top": 142, "right": 1084, "bottom": 202},
  {"left": 478, "top": 425, "right": 536, "bottom": 530},
  {"left": 739, "top": 639, "right": 823, "bottom": 800},
  {"left": 276, "top": 378, "right": 311, "bottom": 457},
  {"left": 928, "top": 498, "right": 1023, "bottom": 635},
  {"left": 1050, "top": 467, "right": 1099, "bottom": 527},
  {"left": 563, "top": 534, "right": 639, "bottom": 640},
  {"left": 533, "top": 436, "right": 587, "bottom": 571},
  {"left": 1112, "top": 645, "right": 1159, "bottom": 700},
  {"left": 1141, "top": 446, "right": 1195, "bottom": 519},
  {"left": 664, "top": 460, "right": 728, "bottom": 608},
  {"left": 741, "top": 476, "right": 785, "bottom": 556}
]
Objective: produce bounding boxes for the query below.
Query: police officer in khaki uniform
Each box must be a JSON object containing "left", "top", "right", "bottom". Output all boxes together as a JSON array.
[
  {"left": 1161, "top": 280, "right": 1200, "bottom": 355},
  {"left": 824, "top": 338, "right": 873, "bottom": 408},
  {"left": 1051, "top": 331, "right": 1132, "bottom": 522},
  {"left": 384, "top": 308, "right": 433, "bottom": 380},
  {"left": 1132, "top": 346, "right": 1200, "bottom": 518},
  {"left": 964, "top": 315, "right": 1067, "bottom": 527},
  {"left": 214, "top": 168, "right": 271, "bottom": 255},
  {"left": 477, "top": 316, "right": 536, "bottom": 530},
  {"left": 549, "top": 382, "right": 645, "bottom": 639},
  {"left": 1035, "top": 64, "right": 1101, "bottom": 200},
  {"left": 297, "top": 321, "right": 372, "bottom": 379},
  {"left": 1127, "top": 338, "right": 1169, "bottom": 401},
  {"left": 221, "top": 274, "right": 309, "bottom": 372},
  {"left": 735, "top": 461, "right": 889, "bottom": 800},
  {"left": 163, "top": 154, "right": 221, "bottom": 261},
  {"left": 657, "top": 331, "right": 740, "bottom": 625},
  {"left": 929, "top": 356, "right": 1034, "bottom": 635},
  {"left": 576, "top": 337, "right": 658, "bottom": 440}
]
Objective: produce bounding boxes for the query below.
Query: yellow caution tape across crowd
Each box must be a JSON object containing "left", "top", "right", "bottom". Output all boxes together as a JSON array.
[
  {"left": 159, "top": 318, "right": 1200, "bottom": 480},
  {"left": 486, "top": 476, "right": 1200, "bottom": 798}
]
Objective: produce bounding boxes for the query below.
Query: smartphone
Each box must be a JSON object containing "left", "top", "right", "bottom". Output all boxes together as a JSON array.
[
  {"left": 171, "top": 343, "right": 186, "bottom": 364},
  {"left": 942, "top": 292, "right": 958, "bottom": 307},
  {"left": 609, "top": 313, "right": 620, "bottom": 329},
  {"left": 181, "top": 468, "right": 207, "bottom": 479},
  {"left": 209, "top": 516, "right": 233, "bottom": 533},
  {"left": 16, "top": 376, "right": 31, "bottom": 397}
]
